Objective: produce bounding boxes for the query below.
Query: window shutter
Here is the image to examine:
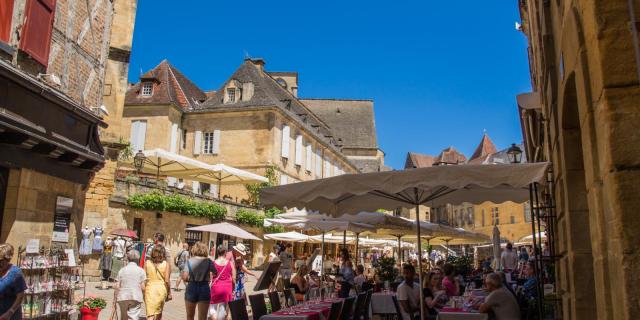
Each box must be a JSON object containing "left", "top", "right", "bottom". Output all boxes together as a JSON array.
[
  {"left": 324, "top": 156, "right": 331, "bottom": 178},
  {"left": 20, "top": 0, "right": 56, "bottom": 66},
  {"left": 194, "top": 130, "right": 202, "bottom": 155},
  {"left": 212, "top": 129, "right": 221, "bottom": 154},
  {"left": 305, "top": 144, "right": 312, "bottom": 171},
  {"left": 281, "top": 125, "right": 290, "bottom": 158},
  {"left": 280, "top": 174, "right": 288, "bottom": 185},
  {"left": 0, "top": 0, "right": 14, "bottom": 42},
  {"left": 294, "top": 135, "right": 303, "bottom": 166},
  {"left": 192, "top": 181, "right": 200, "bottom": 194},
  {"left": 169, "top": 123, "right": 178, "bottom": 152},
  {"left": 315, "top": 148, "right": 322, "bottom": 178},
  {"left": 137, "top": 121, "right": 147, "bottom": 152},
  {"left": 129, "top": 121, "right": 139, "bottom": 151}
]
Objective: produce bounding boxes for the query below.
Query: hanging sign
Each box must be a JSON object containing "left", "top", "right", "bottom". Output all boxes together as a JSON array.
[
  {"left": 52, "top": 196, "right": 73, "bottom": 243},
  {"left": 26, "top": 239, "right": 40, "bottom": 254}
]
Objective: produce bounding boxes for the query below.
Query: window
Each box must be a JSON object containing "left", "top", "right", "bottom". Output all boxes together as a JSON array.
[
  {"left": 181, "top": 129, "right": 187, "bottom": 149},
  {"left": 19, "top": 0, "right": 55, "bottom": 66},
  {"left": 510, "top": 215, "right": 516, "bottom": 224},
  {"left": 524, "top": 202, "right": 532, "bottom": 222},
  {"left": 201, "top": 183, "right": 211, "bottom": 195},
  {"left": 467, "top": 207, "right": 473, "bottom": 225},
  {"left": 141, "top": 82, "right": 153, "bottom": 96},
  {"left": 203, "top": 132, "right": 214, "bottom": 154},
  {"left": 281, "top": 125, "right": 290, "bottom": 158},
  {"left": 305, "top": 144, "right": 312, "bottom": 172},
  {"left": 315, "top": 148, "right": 322, "bottom": 178},
  {"left": 481, "top": 209, "right": 485, "bottom": 227},
  {"left": 130, "top": 120, "right": 147, "bottom": 152},
  {"left": 491, "top": 207, "right": 500, "bottom": 225},
  {"left": 227, "top": 88, "right": 236, "bottom": 102}
]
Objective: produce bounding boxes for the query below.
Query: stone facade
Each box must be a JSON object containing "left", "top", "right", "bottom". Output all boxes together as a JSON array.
[{"left": 518, "top": 1, "right": 640, "bottom": 319}]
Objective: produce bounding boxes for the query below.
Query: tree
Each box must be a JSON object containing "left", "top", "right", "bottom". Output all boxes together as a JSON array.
[{"left": 245, "top": 166, "right": 278, "bottom": 207}]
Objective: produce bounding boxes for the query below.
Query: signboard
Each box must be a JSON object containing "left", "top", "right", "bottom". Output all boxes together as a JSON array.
[
  {"left": 52, "top": 196, "right": 73, "bottom": 243},
  {"left": 65, "top": 249, "right": 76, "bottom": 267},
  {"left": 26, "top": 239, "right": 40, "bottom": 254},
  {"left": 254, "top": 261, "right": 281, "bottom": 291}
]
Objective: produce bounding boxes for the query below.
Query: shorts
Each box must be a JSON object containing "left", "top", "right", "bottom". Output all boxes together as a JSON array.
[{"left": 185, "top": 282, "right": 210, "bottom": 303}]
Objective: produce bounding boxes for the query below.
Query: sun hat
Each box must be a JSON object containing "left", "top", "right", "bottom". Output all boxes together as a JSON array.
[{"left": 233, "top": 243, "right": 248, "bottom": 256}]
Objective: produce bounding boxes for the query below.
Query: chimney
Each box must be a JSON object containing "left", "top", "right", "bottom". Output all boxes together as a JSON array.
[
  {"left": 291, "top": 87, "right": 298, "bottom": 97},
  {"left": 245, "top": 57, "right": 266, "bottom": 71}
]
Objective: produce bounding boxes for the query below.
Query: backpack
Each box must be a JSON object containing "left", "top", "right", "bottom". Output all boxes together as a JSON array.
[{"left": 174, "top": 250, "right": 184, "bottom": 267}]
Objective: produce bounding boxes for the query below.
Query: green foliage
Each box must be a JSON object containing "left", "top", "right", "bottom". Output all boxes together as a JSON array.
[
  {"left": 375, "top": 256, "right": 399, "bottom": 283},
  {"left": 78, "top": 297, "right": 107, "bottom": 310},
  {"left": 117, "top": 137, "right": 133, "bottom": 161},
  {"left": 446, "top": 254, "right": 474, "bottom": 277},
  {"left": 235, "top": 209, "right": 264, "bottom": 228},
  {"left": 245, "top": 166, "right": 278, "bottom": 207},
  {"left": 264, "top": 207, "right": 283, "bottom": 218},
  {"left": 126, "top": 192, "right": 226, "bottom": 220}
]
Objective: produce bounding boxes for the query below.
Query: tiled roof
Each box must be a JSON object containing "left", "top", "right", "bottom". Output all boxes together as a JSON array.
[
  {"left": 434, "top": 146, "right": 467, "bottom": 165},
  {"left": 468, "top": 134, "right": 497, "bottom": 164},
  {"left": 404, "top": 152, "right": 435, "bottom": 169},
  {"left": 300, "top": 99, "right": 377, "bottom": 150},
  {"left": 125, "top": 60, "right": 206, "bottom": 109}
]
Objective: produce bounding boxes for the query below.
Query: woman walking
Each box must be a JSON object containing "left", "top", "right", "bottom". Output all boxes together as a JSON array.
[
  {"left": 210, "top": 246, "right": 235, "bottom": 320},
  {"left": 144, "top": 245, "right": 171, "bottom": 320},
  {"left": 182, "top": 242, "right": 216, "bottom": 320},
  {"left": 0, "top": 244, "right": 26, "bottom": 320},
  {"left": 338, "top": 248, "right": 355, "bottom": 298}
]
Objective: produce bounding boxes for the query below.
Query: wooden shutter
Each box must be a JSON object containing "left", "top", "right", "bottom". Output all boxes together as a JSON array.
[
  {"left": 305, "top": 144, "right": 312, "bottom": 171},
  {"left": 20, "top": 0, "right": 56, "bottom": 66},
  {"left": 0, "top": 0, "right": 14, "bottom": 43},
  {"left": 130, "top": 120, "right": 146, "bottom": 152},
  {"left": 212, "top": 129, "right": 221, "bottom": 154},
  {"left": 129, "top": 121, "right": 139, "bottom": 151},
  {"left": 193, "top": 130, "right": 202, "bottom": 155},
  {"left": 294, "top": 135, "right": 303, "bottom": 166},
  {"left": 169, "top": 123, "right": 178, "bottom": 152},
  {"left": 281, "top": 125, "right": 290, "bottom": 158}
]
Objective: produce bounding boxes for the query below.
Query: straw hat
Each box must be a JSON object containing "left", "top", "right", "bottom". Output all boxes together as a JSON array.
[{"left": 233, "top": 243, "right": 247, "bottom": 256}]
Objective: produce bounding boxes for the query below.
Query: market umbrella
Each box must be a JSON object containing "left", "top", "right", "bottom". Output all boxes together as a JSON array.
[
  {"left": 493, "top": 225, "right": 501, "bottom": 270},
  {"left": 518, "top": 231, "right": 546, "bottom": 243},
  {"left": 261, "top": 162, "right": 549, "bottom": 320},
  {"left": 110, "top": 228, "right": 138, "bottom": 239},
  {"left": 120, "top": 148, "right": 213, "bottom": 181},
  {"left": 186, "top": 222, "right": 262, "bottom": 241},
  {"left": 263, "top": 231, "right": 311, "bottom": 242},
  {"left": 174, "top": 163, "right": 268, "bottom": 198}
]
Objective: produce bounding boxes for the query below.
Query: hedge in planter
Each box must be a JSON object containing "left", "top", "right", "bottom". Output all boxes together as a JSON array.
[{"left": 127, "top": 192, "right": 226, "bottom": 220}]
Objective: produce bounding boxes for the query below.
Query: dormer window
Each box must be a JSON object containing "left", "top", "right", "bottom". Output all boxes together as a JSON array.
[
  {"left": 141, "top": 82, "right": 153, "bottom": 96},
  {"left": 227, "top": 88, "right": 236, "bottom": 102},
  {"left": 276, "top": 78, "right": 287, "bottom": 88}
]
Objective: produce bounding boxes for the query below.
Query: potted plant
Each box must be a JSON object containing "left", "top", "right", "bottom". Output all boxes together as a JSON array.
[
  {"left": 77, "top": 296, "right": 107, "bottom": 320},
  {"left": 374, "top": 256, "right": 399, "bottom": 290}
]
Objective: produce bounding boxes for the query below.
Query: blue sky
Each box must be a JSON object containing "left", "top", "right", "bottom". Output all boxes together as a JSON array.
[{"left": 128, "top": 1, "right": 531, "bottom": 169}]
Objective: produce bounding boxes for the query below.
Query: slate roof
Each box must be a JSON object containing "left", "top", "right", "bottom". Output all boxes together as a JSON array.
[
  {"left": 433, "top": 147, "right": 467, "bottom": 165},
  {"left": 468, "top": 134, "right": 498, "bottom": 164},
  {"left": 485, "top": 143, "right": 528, "bottom": 164},
  {"left": 404, "top": 152, "right": 435, "bottom": 169},
  {"left": 300, "top": 98, "right": 377, "bottom": 150},
  {"left": 126, "top": 60, "right": 206, "bottom": 109}
]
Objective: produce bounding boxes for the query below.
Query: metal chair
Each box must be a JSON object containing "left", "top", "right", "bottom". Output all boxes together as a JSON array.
[
  {"left": 249, "top": 293, "right": 268, "bottom": 320},
  {"left": 340, "top": 296, "right": 356, "bottom": 320},
  {"left": 327, "top": 300, "right": 344, "bottom": 320},
  {"left": 268, "top": 291, "right": 282, "bottom": 312},
  {"left": 228, "top": 299, "right": 249, "bottom": 320},
  {"left": 363, "top": 289, "right": 373, "bottom": 320},
  {"left": 283, "top": 287, "right": 297, "bottom": 307},
  {"left": 353, "top": 292, "right": 368, "bottom": 320},
  {"left": 391, "top": 295, "right": 403, "bottom": 320}
]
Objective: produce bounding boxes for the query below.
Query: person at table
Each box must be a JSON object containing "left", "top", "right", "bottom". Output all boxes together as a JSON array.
[
  {"left": 522, "top": 261, "right": 538, "bottom": 300},
  {"left": 354, "top": 264, "right": 366, "bottom": 289},
  {"left": 182, "top": 242, "right": 217, "bottom": 320},
  {"left": 210, "top": 246, "right": 235, "bottom": 320},
  {"left": 397, "top": 264, "right": 420, "bottom": 320},
  {"left": 500, "top": 243, "right": 518, "bottom": 272},
  {"left": 518, "top": 247, "right": 529, "bottom": 263},
  {"left": 0, "top": 244, "right": 26, "bottom": 320},
  {"left": 337, "top": 249, "right": 355, "bottom": 298},
  {"left": 422, "top": 271, "right": 447, "bottom": 317},
  {"left": 476, "top": 273, "right": 521, "bottom": 320},
  {"left": 290, "top": 264, "right": 310, "bottom": 302},
  {"left": 279, "top": 243, "right": 293, "bottom": 281},
  {"left": 442, "top": 264, "right": 460, "bottom": 297}
]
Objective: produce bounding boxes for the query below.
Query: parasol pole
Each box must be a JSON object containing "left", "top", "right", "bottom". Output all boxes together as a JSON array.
[
  {"left": 321, "top": 232, "right": 325, "bottom": 290},
  {"left": 342, "top": 230, "right": 347, "bottom": 249},
  {"left": 218, "top": 178, "right": 222, "bottom": 199},
  {"left": 355, "top": 232, "right": 360, "bottom": 266},
  {"left": 415, "top": 197, "right": 425, "bottom": 320},
  {"left": 397, "top": 235, "right": 402, "bottom": 266}
]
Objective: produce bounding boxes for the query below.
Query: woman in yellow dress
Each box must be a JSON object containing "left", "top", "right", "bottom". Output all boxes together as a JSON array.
[{"left": 145, "top": 245, "right": 170, "bottom": 320}]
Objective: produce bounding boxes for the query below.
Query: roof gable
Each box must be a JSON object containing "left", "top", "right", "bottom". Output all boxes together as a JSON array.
[
  {"left": 468, "top": 133, "right": 497, "bottom": 163},
  {"left": 404, "top": 152, "right": 435, "bottom": 169}
]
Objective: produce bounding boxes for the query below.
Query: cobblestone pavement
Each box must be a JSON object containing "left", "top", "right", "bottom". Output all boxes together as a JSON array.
[{"left": 79, "top": 271, "right": 263, "bottom": 320}]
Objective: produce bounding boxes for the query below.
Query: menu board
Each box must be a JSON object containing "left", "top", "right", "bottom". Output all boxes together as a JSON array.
[{"left": 52, "top": 196, "right": 73, "bottom": 243}]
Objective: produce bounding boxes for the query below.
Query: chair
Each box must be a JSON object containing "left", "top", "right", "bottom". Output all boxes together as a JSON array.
[
  {"left": 327, "top": 300, "right": 344, "bottom": 320},
  {"left": 268, "top": 291, "right": 282, "bottom": 312},
  {"left": 391, "top": 295, "right": 402, "bottom": 320},
  {"left": 249, "top": 293, "right": 268, "bottom": 320},
  {"left": 353, "top": 292, "right": 368, "bottom": 320},
  {"left": 283, "top": 288, "right": 296, "bottom": 307},
  {"left": 340, "top": 296, "right": 356, "bottom": 320},
  {"left": 363, "top": 290, "right": 373, "bottom": 320},
  {"left": 284, "top": 278, "right": 291, "bottom": 289},
  {"left": 228, "top": 299, "right": 249, "bottom": 320}
]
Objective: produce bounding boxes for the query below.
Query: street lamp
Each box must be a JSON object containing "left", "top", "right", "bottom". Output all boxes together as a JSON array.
[
  {"left": 133, "top": 150, "right": 146, "bottom": 172},
  {"left": 507, "top": 143, "right": 523, "bottom": 164}
]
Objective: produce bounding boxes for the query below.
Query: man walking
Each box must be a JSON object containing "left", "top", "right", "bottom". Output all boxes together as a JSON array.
[
  {"left": 174, "top": 243, "right": 190, "bottom": 291},
  {"left": 116, "top": 250, "right": 146, "bottom": 320}
]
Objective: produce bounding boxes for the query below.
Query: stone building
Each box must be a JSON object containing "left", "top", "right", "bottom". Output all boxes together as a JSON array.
[
  {"left": 0, "top": 0, "right": 137, "bottom": 250},
  {"left": 518, "top": 0, "right": 640, "bottom": 319},
  {"left": 404, "top": 134, "right": 532, "bottom": 243},
  {"left": 122, "top": 58, "right": 383, "bottom": 202}
]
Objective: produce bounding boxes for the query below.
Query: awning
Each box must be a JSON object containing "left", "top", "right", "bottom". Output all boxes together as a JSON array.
[
  {"left": 186, "top": 222, "right": 262, "bottom": 241},
  {"left": 263, "top": 231, "right": 310, "bottom": 242}
]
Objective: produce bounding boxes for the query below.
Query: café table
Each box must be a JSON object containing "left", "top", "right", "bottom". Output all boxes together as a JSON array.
[
  {"left": 370, "top": 291, "right": 397, "bottom": 315},
  {"left": 436, "top": 308, "right": 489, "bottom": 320},
  {"left": 260, "top": 298, "right": 343, "bottom": 320}
]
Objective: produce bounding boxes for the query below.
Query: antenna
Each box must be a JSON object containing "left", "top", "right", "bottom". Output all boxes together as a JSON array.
[{"left": 244, "top": 50, "right": 250, "bottom": 59}]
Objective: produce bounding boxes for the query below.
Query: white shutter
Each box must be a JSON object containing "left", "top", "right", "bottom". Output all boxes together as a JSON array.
[
  {"left": 305, "top": 144, "right": 312, "bottom": 171},
  {"left": 169, "top": 123, "right": 178, "bottom": 152},
  {"left": 194, "top": 130, "right": 202, "bottom": 155},
  {"left": 129, "top": 121, "right": 139, "bottom": 151},
  {"left": 211, "top": 184, "right": 219, "bottom": 197},
  {"left": 192, "top": 181, "right": 200, "bottom": 194},
  {"left": 315, "top": 148, "right": 322, "bottom": 178},
  {"left": 280, "top": 174, "right": 288, "bottom": 185},
  {"left": 294, "top": 135, "right": 303, "bottom": 166},
  {"left": 281, "top": 125, "right": 290, "bottom": 158},
  {"left": 212, "top": 129, "right": 221, "bottom": 154},
  {"left": 167, "top": 177, "right": 176, "bottom": 186},
  {"left": 324, "top": 156, "right": 331, "bottom": 178}
]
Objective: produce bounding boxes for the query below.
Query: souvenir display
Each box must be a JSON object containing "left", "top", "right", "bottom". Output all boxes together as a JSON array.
[
  {"left": 91, "top": 226, "right": 104, "bottom": 253},
  {"left": 79, "top": 226, "right": 93, "bottom": 256}
]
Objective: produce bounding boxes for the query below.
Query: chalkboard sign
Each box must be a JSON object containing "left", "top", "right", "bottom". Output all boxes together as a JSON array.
[
  {"left": 52, "top": 196, "right": 73, "bottom": 243},
  {"left": 254, "top": 261, "right": 281, "bottom": 291}
]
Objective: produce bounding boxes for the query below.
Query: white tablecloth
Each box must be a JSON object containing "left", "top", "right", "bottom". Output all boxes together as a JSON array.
[
  {"left": 370, "top": 292, "right": 396, "bottom": 314},
  {"left": 436, "top": 312, "right": 488, "bottom": 320}
]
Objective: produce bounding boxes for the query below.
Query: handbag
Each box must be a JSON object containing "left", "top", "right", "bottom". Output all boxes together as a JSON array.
[{"left": 153, "top": 262, "right": 172, "bottom": 302}]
